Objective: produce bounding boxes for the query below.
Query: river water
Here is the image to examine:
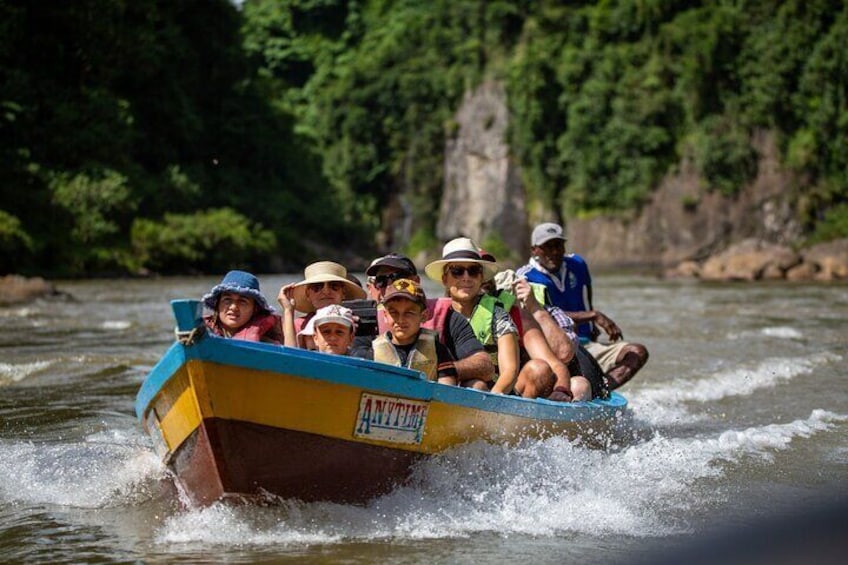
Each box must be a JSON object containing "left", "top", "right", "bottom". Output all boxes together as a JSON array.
[{"left": 1, "top": 274, "right": 846, "bottom": 563}]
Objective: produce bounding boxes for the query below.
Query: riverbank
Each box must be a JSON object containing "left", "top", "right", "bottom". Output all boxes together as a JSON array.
[
  {"left": 664, "top": 238, "right": 848, "bottom": 282},
  {"left": 0, "top": 275, "right": 62, "bottom": 305}
]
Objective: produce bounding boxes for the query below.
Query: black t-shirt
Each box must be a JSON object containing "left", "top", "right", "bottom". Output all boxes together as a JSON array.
[{"left": 443, "top": 309, "right": 485, "bottom": 360}]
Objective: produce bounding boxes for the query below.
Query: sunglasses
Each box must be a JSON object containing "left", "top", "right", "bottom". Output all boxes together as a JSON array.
[
  {"left": 447, "top": 264, "right": 483, "bottom": 278},
  {"left": 307, "top": 281, "right": 345, "bottom": 293},
  {"left": 373, "top": 271, "right": 411, "bottom": 289}
]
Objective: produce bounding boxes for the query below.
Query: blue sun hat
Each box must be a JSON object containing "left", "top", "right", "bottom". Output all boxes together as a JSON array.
[{"left": 202, "top": 270, "right": 274, "bottom": 314}]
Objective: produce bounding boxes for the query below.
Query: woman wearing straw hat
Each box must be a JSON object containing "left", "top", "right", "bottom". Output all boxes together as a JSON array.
[
  {"left": 424, "top": 237, "right": 569, "bottom": 400},
  {"left": 277, "top": 261, "right": 366, "bottom": 348},
  {"left": 202, "top": 270, "right": 282, "bottom": 344}
]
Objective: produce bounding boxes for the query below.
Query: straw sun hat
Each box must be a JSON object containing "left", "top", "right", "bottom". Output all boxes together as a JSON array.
[
  {"left": 424, "top": 237, "right": 499, "bottom": 283},
  {"left": 292, "top": 261, "right": 366, "bottom": 313}
]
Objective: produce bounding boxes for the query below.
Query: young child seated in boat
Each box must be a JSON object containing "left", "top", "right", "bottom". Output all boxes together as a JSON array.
[
  {"left": 277, "top": 261, "right": 367, "bottom": 349},
  {"left": 351, "top": 278, "right": 458, "bottom": 386},
  {"left": 202, "top": 270, "right": 282, "bottom": 344},
  {"left": 298, "top": 304, "right": 357, "bottom": 355}
]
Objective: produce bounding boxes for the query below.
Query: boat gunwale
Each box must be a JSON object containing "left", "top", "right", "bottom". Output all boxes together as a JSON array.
[{"left": 135, "top": 300, "right": 627, "bottom": 423}]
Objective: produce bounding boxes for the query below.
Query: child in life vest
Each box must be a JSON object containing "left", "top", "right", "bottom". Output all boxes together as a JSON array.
[
  {"left": 298, "top": 304, "right": 357, "bottom": 355},
  {"left": 351, "top": 278, "right": 458, "bottom": 385},
  {"left": 202, "top": 270, "right": 282, "bottom": 345}
]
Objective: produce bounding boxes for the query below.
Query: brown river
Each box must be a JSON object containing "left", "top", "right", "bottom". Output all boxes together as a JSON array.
[{"left": 1, "top": 274, "right": 846, "bottom": 563}]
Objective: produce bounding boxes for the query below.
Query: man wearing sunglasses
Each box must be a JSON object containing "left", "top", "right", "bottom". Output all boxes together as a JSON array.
[
  {"left": 350, "top": 253, "right": 494, "bottom": 384},
  {"left": 518, "top": 222, "right": 649, "bottom": 390}
]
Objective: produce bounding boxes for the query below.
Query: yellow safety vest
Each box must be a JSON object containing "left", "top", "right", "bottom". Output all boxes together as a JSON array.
[{"left": 372, "top": 329, "right": 439, "bottom": 381}]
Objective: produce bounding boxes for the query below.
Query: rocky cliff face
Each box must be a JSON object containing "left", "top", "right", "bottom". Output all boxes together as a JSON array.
[
  {"left": 566, "top": 130, "right": 803, "bottom": 270},
  {"left": 434, "top": 82, "right": 848, "bottom": 280},
  {"left": 439, "top": 81, "right": 528, "bottom": 253}
]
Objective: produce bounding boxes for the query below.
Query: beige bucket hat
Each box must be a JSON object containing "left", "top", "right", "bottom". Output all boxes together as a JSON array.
[
  {"left": 424, "top": 237, "right": 499, "bottom": 283},
  {"left": 292, "top": 261, "right": 366, "bottom": 313}
]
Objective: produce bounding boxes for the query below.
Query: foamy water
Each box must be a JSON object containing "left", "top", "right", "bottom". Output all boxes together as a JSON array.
[
  {"left": 1, "top": 275, "right": 846, "bottom": 563},
  {"left": 726, "top": 325, "right": 805, "bottom": 340},
  {"left": 0, "top": 360, "right": 53, "bottom": 385},
  {"left": 627, "top": 352, "right": 841, "bottom": 426},
  {"left": 145, "top": 409, "right": 845, "bottom": 547},
  {"left": 0, "top": 429, "right": 164, "bottom": 508}
]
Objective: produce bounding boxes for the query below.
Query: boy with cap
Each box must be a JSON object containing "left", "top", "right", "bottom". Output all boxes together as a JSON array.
[
  {"left": 517, "top": 222, "right": 649, "bottom": 389},
  {"left": 353, "top": 252, "right": 493, "bottom": 384},
  {"left": 298, "top": 304, "right": 357, "bottom": 356},
  {"left": 351, "top": 278, "right": 458, "bottom": 385}
]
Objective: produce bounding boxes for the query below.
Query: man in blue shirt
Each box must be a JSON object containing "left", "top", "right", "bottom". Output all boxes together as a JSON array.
[{"left": 517, "top": 222, "right": 648, "bottom": 389}]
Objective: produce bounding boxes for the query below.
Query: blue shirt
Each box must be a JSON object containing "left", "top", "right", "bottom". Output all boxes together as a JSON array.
[{"left": 521, "top": 254, "right": 593, "bottom": 341}]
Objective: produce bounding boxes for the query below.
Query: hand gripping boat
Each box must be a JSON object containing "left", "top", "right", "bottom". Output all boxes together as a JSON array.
[{"left": 136, "top": 300, "right": 628, "bottom": 506}]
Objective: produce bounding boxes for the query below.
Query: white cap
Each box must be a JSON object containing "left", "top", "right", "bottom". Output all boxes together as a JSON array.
[
  {"left": 531, "top": 223, "right": 566, "bottom": 246},
  {"left": 298, "top": 304, "right": 356, "bottom": 336}
]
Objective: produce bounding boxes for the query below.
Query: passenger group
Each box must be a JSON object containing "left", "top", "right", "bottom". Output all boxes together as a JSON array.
[{"left": 200, "top": 223, "right": 648, "bottom": 402}]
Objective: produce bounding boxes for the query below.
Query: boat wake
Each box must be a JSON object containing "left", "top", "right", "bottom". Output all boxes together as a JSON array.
[
  {"left": 149, "top": 409, "right": 846, "bottom": 547},
  {"left": 627, "top": 352, "right": 841, "bottom": 426},
  {"left": 726, "top": 326, "right": 804, "bottom": 340},
  {"left": 0, "top": 428, "right": 164, "bottom": 508},
  {"left": 0, "top": 360, "right": 54, "bottom": 385}
]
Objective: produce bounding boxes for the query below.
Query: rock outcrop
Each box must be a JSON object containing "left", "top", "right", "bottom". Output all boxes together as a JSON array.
[
  {"left": 0, "top": 275, "right": 59, "bottom": 305},
  {"left": 566, "top": 130, "right": 802, "bottom": 269},
  {"left": 438, "top": 81, "right": 527, "bottom": 255},
  {"left": 664, "top": 238, "right": 848, "bottom": 281}
]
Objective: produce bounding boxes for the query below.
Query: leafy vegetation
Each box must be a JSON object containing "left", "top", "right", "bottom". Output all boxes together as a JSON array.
[
  {"left": 1, "top": 0, "right": 846, "bottom": 276},
  {"left": 130, "top": 208, "right": 276, "bottom": 274}
]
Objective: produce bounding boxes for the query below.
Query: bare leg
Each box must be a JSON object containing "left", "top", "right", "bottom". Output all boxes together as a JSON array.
[
  {"left": 515, "top": 359, "right": 555, "bottom": 399},
  {"left": 605, "top": 344, "right": 649, "bottom": 389},
  {"left": 570, "top": 376, "right": 592, "bottom": 401},
  {"left": 462, "top": 378, "right": 490, "bottom": 391}
]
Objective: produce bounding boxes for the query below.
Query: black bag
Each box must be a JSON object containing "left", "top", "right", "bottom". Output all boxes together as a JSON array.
[
  {"left": 568, "top": 344, "right": 610, "bottom": 399},
  {"left": 342, "top": 299, "right": 379, "bottom": 338}
]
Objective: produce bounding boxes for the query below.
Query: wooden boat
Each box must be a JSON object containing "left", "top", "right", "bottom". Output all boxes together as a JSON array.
[{"left": 136, "top": 299, "right": 627, "bottom": 506}]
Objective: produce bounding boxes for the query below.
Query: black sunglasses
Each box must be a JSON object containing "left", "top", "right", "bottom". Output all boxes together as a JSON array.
[
  {"left": 307, "top": 281, "right": 345, "bottom": 293},
  {"left": 447, "top": 264, "right": 483, "bottom": 278},
  {"left": 373, "top": 271, "right": 411, "bottom": 289}
]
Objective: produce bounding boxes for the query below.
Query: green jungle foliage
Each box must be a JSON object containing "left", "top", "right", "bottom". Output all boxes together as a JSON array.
[
  {"left": 130, "top": 207, "right": 276, "bottom": 274},
  {"left": 1, "top": 0, "right": 846, "bottom": 276}
]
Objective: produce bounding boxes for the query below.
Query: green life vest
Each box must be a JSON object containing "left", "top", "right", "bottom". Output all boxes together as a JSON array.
[
  {"left": 496, "top": 290, "right": 516, "bottom": 311},
  {"left": 530, "top": 282, "right": 548, "bottom": 306},
  {"left": 372, "top": 329, "right": 439, "bottom": 381},
  {"left": 469, "top": 294, "right": 502, "bottom": 369}
]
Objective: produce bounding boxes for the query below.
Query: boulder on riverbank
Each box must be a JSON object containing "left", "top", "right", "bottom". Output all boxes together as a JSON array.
[
  {"left": 664, "top": 238, "right": 848, "bottom": 282},
  {"left": 0, "top": 275, "right": 60, "bottom": 305}
]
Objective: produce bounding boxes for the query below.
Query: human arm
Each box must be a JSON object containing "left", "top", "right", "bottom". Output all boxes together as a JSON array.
[
  {"left": 435, "top": 342, "right": 458, "bottom": 386},
  {"left": 513, "top": 279, "right": 575, "bottom": 363},
  {"left": 446, "top": 312, "right": 495, "bottom": 382},
  {"left": 521, "top": 324, "right": 572, "bottom": 401},
  {"left": 277, "top": 283, "right": 298, "bottom": 347},
  {"left": 492, "top": 333, "right": 520, "bottom": 394},
  {"left": 455, "top": 350, "right": 494, "bottom": 383},
  {"left": 574, "top": 266, "right": 621, "bottom": 342},
  {"left": 565, "top": 309, "right": 622, "bottom": 342}
]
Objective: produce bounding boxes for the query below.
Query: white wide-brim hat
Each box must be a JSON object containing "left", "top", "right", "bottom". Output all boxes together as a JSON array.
[
  {"left": 424, "top": 237, "right": 499, "bottom": 283},
  {"left": 292, "top": 261, "right": 366, "bottom": 313}
]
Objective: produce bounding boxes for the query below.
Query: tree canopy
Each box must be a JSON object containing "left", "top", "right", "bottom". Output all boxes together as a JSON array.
[{"left": 1, "top": 0, "right": 846, "bottom": 276}]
